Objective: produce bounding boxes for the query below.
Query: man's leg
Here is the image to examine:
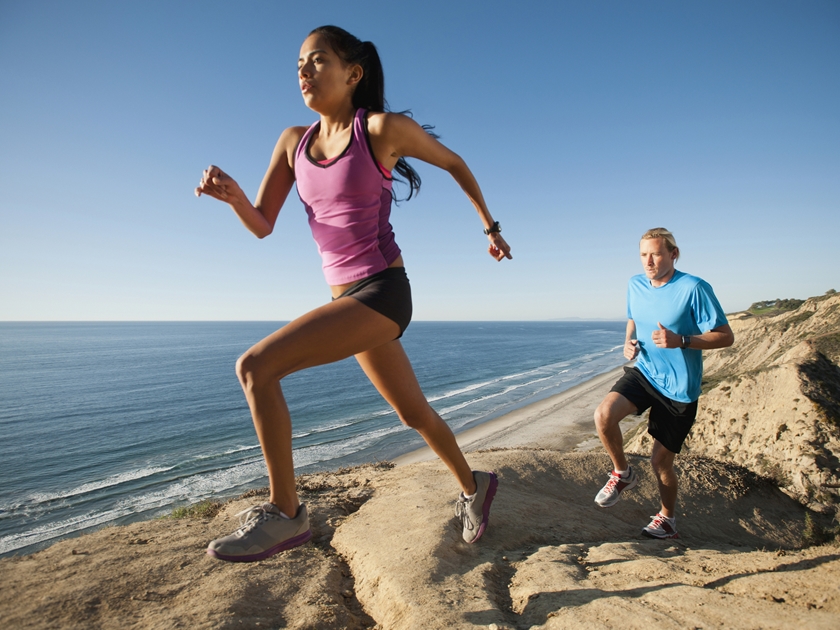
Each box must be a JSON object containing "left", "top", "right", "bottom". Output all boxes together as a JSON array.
[
  {"left": 593, "top": 392, "right": 640, "bottom": 507},
  {"left": 594, "top": 392, "right": 638, "bottom": 472},
  {"left": 650, "top": 439, "right": 678, "bottom": 518},
  {"left": 642, "top": 439, "right": 680, "bottom": 538}
]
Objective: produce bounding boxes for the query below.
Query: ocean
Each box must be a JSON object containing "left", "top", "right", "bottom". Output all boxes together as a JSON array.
[{"left": 0, "top": 321, "right": 625, "bottom": 557}]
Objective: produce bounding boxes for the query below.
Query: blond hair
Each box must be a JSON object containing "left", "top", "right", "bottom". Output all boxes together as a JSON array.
[{"left": 641, "top": 227, "right": 679, "bottom": 260}]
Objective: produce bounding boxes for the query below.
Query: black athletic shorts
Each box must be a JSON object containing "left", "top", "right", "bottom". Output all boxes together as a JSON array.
[
  {"left": 334, "top": 266, "right": 413, "bottom": 338},
  {"left": 610, "top": 366, "right": 698, "bottom": 454}
]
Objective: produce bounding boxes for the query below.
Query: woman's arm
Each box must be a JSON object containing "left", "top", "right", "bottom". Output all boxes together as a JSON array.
[
  {"left": 367, "top": 113, "right": 512, "bottom": 261},
  {"left": 195, "top": 126, "right": 306, "bottom": 239}
]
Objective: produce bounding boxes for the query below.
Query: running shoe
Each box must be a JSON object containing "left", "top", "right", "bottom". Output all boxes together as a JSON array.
[
  {"left": 207, "top": 502, "right": 312, "bottom": 562},
  {"left": 594, "top": 466, "right": 639, "bottom": 507},
  {"left": 455, "top": 471, "right": 498, "bottom": 543},
  {"left": 642, "top": 512, "right": 679, "bottom": 539}
]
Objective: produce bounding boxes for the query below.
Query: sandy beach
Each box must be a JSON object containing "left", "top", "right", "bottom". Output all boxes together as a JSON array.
[
  {"left": 2, "top": 294, "right": 840, "bottom": 629},
  {"left": 395, "top": 366, "right": 631, "bottom": 465}
]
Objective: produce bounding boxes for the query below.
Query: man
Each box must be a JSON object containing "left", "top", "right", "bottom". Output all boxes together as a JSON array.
[{"left": 593, "top": 228, "right": 734, "bottom": 538}]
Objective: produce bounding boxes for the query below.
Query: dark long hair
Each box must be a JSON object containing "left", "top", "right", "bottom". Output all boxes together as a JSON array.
[{"left": 309, "top": 25, "right": 434, "bottom": 200}]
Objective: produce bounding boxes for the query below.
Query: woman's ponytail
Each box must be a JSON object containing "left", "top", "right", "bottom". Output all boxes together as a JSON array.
[{"left": 353, "top": 41, "right": 386, "bottom": 113}]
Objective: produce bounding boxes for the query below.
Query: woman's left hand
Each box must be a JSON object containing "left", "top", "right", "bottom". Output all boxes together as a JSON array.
[{"left": 487, "top": 232, "right": 512, "bottom": 261}]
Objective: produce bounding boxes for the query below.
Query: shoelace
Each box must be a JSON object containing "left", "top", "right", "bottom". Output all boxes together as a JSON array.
[
  {"left": 603, "top": 472, "right": 621, "bottom": 491},
  {"left": 455, "top": 498, "right": 475, "bottom": 532},
  {"left": 648, "top": 514, "right": 672, "bottom": 530},
  {"left": 234, "top": 504, "right": 272, "bottom": 533}
]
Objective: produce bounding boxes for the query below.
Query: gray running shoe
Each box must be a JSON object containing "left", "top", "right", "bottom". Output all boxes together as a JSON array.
[
  {"left": 207, "top": 502, "right": 312, "bottom": 562},
  {"left": 455, "top": 471, "right": 498, "bottom": 543},
  {"left": 594, "top": 466, "right": 639, "bottom": 507},
  {"left": 642, "top": 512, "right": 679, "bottom": 539}
]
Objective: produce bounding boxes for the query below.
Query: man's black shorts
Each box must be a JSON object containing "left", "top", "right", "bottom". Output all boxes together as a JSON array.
[{"left": 610, "top": 366, "right": 698, "bottom": 454}]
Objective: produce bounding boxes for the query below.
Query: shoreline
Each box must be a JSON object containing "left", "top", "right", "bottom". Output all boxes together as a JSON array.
[
  {"left": 394, "top": 365, "right": 628, "bottom": 466},
  {"left": 0, "top": 363, "right": 628, "bottom": 560}
]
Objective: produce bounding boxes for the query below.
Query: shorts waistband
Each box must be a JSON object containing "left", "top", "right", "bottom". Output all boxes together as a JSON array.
[{"left": 335, "top": 266, "right": 408, "bottom": 300}]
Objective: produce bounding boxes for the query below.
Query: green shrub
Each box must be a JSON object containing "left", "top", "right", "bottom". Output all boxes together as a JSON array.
[
  {"left": 801, "top": 512, "right": 839, "bottom": 547},
  {"left": 169, "top": 500, "right": 222, "bottom": 519},
  {"left": 748, "top": 298, "right": 805, "bottom": 316}
]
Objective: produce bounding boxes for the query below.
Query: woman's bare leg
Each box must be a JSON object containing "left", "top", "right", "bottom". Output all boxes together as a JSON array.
[
  {"left": 355, "top": 341, "right": 477, "bottom": 496},
  {"left": 235, "top": 297, "right": 402, "bottom": 516}
]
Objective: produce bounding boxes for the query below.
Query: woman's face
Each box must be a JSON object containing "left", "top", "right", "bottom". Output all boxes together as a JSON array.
[{"left": 297, "top": 34, "right": 360, "bottom": 112}]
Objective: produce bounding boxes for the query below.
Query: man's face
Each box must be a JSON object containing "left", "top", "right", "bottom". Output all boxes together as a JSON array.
[{"left": 640, "top": 237, "right": 677, "bottom": 286}]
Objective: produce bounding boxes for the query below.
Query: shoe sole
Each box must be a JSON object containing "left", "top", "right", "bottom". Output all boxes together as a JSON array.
[
  {"left": 468, "top": 471, "right": 498, "bottom": 544},
  {"left": 641, "top": 529, "right": 679, "bottom": 539},
  {"left": 594, "top": 474, "right": 639, "bottom": 508},
  {"left": 206, "top": 529, "right": 313, "bottom": 562}
]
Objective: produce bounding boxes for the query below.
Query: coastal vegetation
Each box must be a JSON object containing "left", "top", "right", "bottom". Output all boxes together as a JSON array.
[
  {"left": 748, "top": 289, "right": 836, "bottom": 316},
  {"left": 167, "top": 500, "right": 222, "bottom": 520}
]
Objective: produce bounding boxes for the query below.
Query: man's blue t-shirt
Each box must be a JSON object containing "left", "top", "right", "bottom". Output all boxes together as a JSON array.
[{"left": 628, "top": 269, "right": 728, "bottom": 403}]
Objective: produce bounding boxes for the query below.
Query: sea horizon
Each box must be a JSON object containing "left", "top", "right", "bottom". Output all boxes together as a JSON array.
[{"left": 0, "top": 318, "right": 627, "bottom": 323}]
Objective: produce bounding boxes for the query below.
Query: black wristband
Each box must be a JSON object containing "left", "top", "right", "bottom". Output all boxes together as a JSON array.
[
  {"left": 483, "top": 221, "right": 501, "bottom": 235},
  {"left": 681, "top": 335, "right": 691, "bottom": 349}
]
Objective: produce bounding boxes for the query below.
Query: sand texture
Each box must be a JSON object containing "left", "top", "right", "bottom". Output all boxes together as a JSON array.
[{"left": 2, "top": 294, "right": 839, "bottom": 628}]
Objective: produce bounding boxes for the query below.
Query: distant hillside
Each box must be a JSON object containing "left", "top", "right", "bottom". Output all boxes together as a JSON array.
[
  {"left": 627, "top": 291, "right": 840, "bottom": 515},
  {"left": 747, "top": 290, "right": 836, "bottom": 317}
]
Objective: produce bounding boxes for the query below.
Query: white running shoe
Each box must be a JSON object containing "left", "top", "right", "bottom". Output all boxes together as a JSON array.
[
  {"left": 594, "top": 466, "right": 639, "bottom": 507},
  {"left": 455, "top": 471, "right": 498, "bottom": 543},
  {"left": 642, "top": 512, "right": 679, "bottom": 539}
]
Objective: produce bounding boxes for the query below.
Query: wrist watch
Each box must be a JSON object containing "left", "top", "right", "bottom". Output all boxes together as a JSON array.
[
  {"left": 681, "top": 335, "right": 691, "bottom": 349},
  {"left": 483, "top": 221, "right": 501, "bottom": 235}
]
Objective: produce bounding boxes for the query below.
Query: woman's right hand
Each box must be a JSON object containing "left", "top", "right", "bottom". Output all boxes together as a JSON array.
[
  {"left": 194, "top": 127, "right": 302, "bottom": 238},
  {"left": 195, "top": 165, "right": 242, "bottom": 202},
  {"left": 487, "top": 232, "right": 512, "bottom": 261}
]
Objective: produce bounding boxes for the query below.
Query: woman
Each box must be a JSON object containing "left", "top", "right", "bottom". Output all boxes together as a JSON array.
[{"left": 196, "top": 25, "right": 511, "bottom": 562}]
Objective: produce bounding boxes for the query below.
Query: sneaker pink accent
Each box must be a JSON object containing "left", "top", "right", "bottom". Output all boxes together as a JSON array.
[
  {"left": 642, "top": 512, "right": 679, "bottom": 539},
  {"left": 594, "top": 466, "right": 639, "bottom": 507}
]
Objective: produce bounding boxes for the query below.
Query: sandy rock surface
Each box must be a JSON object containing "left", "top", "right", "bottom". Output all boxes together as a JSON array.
[
  {"left": 0, "top": 463, "right": 391, "bottom": 630},
  {"left": 2, "top": 451, "right": 839, "bottom": 629},
  {"left": 334, "top": 450, "right": 839, "bottom": 629}
]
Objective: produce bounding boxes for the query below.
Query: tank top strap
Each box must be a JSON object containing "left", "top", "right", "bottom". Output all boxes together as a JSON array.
[
  {"left": 295, "top": 121, "right": 320, "bottom": 167},
  {"left": 353, "top": 108, "right": 366, "bottom": 136},
  {"left": 352, "top": 108, "right": 370, "bottom": 160}
]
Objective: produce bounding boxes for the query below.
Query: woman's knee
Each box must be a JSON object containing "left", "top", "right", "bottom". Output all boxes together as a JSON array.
[
  {"left": 397, "top": 405, "right": 437, "bottom": 431},
  {"left": 235, "top": 350, "right": 273, "bottom": 391}
]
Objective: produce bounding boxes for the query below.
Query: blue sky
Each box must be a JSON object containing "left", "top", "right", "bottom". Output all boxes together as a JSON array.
[{"left": 1, "top": 0, "right": 837, "bottom": 321}]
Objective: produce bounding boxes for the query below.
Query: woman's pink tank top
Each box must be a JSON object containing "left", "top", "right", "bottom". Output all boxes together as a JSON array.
[{"left": 295, "top": 109, "right": 401, "bottom": 285}]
